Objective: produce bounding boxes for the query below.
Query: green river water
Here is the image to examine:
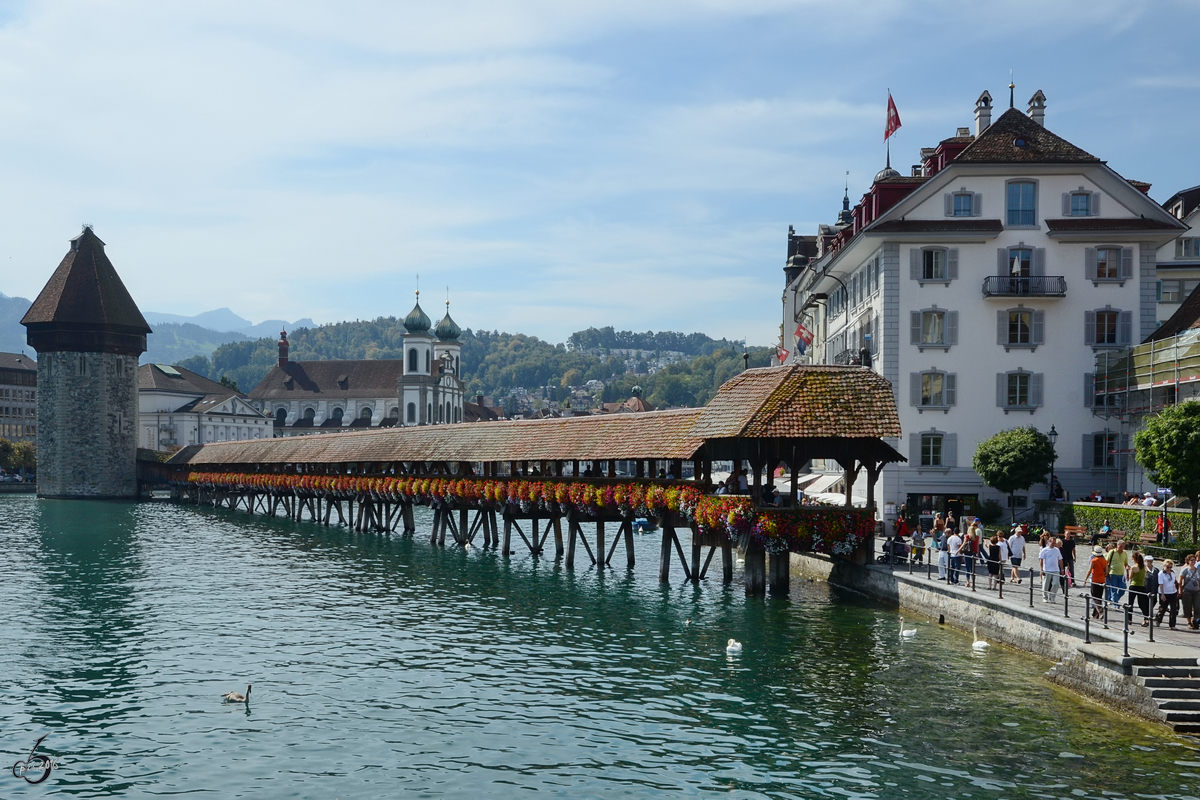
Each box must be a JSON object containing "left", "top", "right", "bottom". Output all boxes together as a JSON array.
[{"left": 0, "top": 495, "right": 1194, "bottom": 798}]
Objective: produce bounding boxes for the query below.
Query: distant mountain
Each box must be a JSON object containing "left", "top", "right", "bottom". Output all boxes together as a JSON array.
[
  {"left": 142, "top": 308, "right": 314, "bottom": 338},
  {"left": 0, "top": 293, "right": 33, "bottom": 355},
  {"left": 142, "top": 323, "right": 250, "bottom": 366}
]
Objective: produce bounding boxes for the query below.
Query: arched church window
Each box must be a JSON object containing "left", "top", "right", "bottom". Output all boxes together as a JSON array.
[
  {"left": 406, "top": 403, "right": 416, "bottom": 423},
  {"left": 408, "top": 348, "right": 418, "bottom": 373}
]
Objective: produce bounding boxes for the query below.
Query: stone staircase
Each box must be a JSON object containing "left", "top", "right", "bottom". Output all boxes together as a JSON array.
[{"left": 1137, "top": 659, "right": 1200, "bottom": 733}]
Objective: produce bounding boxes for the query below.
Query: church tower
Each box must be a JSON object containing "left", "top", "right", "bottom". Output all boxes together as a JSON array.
[
  {"left": 21, "top": 227, "right": 151, "bottom": 498},
  {"left": 399, "top": 291, "right": 434, "bottom": 425},
  {"left": 433, "top": 300, "right": 464, "bottom": 424}
]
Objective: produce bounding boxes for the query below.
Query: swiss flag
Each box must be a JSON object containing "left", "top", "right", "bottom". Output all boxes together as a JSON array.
[
  {"left": 776, "top": 346, "right": 790, "bottom": 363},
  {"left": 885, "top": 93, "right": 902, "bottom": 140},
  {"left": 794, "top": 322, "right": 814, "bottom": 346}
]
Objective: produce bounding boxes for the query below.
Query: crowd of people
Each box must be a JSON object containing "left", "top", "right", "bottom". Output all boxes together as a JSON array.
[{"left": 887, "top": 515, "right": 1200, "bottom": 632}]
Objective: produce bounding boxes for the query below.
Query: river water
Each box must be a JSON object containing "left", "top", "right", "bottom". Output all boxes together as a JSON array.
[{"left": 0, "top": 495, "right": 1192, "bottom": 798}]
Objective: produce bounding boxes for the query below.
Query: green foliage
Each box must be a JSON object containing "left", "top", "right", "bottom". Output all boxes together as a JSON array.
[
  {"left": 566, "top": 326, "right": 741, "bottom": 356},
  {"left": 194, "top": 317, "right": 772, "bottom": 408},
  {"left": 1059, "top": 502, "right": 1195, "bottom": 544},
  {"left": 143, "top": 322, "right": 249, "bottom": 366},
  {"left": 176, "top": 354, "right": 210, "bottom": 375},
  {"left": 977, "top": 499, "right": 1005, "bottom": 525},
  {"left": 0, "top": 438, "right": 34, "bottom": 472},
  {"left": 1135, "top": 402, "right": 1200, "bottom": 535},
  {"left": 219, "top": 375, "right": 239, "bottom": 392},
  {"left": 972, "top": 427, "right": 1056, "bottom": 494}
]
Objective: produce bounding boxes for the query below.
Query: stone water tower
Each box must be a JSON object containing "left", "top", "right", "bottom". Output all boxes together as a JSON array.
[{"left": 20, "top": 227, "right": 151, "bottom": 498}]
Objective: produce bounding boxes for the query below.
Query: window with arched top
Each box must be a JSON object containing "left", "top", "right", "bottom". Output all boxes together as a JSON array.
[
  {"left": 425, "top": 350, "right": 431, "bottom": 372},
  {"left": 274, "top": 408, "right": 287, "bottom": 426},
  {"left": 406, "top": 403, "right": 416, "bottom": 423},
  {"left": 303, "top": 407, "right": 315, "bottom": 420},
  {"left": 408, "top": 348, "right": 418, "bottom": 373},
  {"left": 331, "top": 407, "right": 344, "bottom": 420},
  {"left": 360, "top": 407, "right": 373, "bottom": 419},
  {"left": 454, "top": 406, "right": 460, "bottom": 422},
  {"left": 427, "top": 403, "right": 432, "bottom": 423},
  {"left": 389, "top": 407, "right": 400, "bottom": 418}
]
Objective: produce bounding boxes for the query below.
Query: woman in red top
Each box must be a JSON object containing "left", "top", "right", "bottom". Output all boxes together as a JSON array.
[{"left": 1088, "top": 545, "right": 1108, "bottom": 619}]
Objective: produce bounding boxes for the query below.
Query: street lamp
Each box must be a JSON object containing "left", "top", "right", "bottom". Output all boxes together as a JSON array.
[{"left": 1047, "top": 424, "right": 1059, "bottom": 501}]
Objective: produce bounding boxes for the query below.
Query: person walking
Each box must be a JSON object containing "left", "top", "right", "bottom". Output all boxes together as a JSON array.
[
  {"left": 1008, "top": 526, "right": 1026, "bottom": 583},
  {"left": 964, "top": 520, "right": 981, "bottom": 579},
  {"left": 1040, "top": 536, "right": 1063, "bottom": 603},
  {"left": 936, "top": 527, "right": 949, "bottom": 581},
  {"left": 1105, "top": 540, "right": 1130, "bottom": 606},
  {"left": 1088, "top": 546, "right": 1108, "bottom": 619},
  {"left": 1144, "top": 555, "right": 1160, "bottom": 626},
  {"left": 1060, "top": 529, "right": 1077, "bottom": 588},
  {"left": 1179, "top": 555, "right": 1200, "bottom": 630},
  {"left": 1157, "top": 559, "right": 1181, "bottom": 630},
  {"left": 911, "top": 527, "right": 926, "bottom": 565},
  {"left": 1128, "top": 551, "right": 1152, "bottom": 627},
  {"left": 986, "top": 535, "right": 1002, "bottom": 590}
]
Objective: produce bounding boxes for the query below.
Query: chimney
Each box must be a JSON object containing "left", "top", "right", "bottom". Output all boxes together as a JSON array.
[
  {"left": 974, "top": 90, "right": 993, "bottom": 136},
  {"left": 477, "top": 394, "right": 484, "bottom": 406},
  {"left": 278, "top": 330, "right": 289, "bottom": 368},
  {"left": 1027, "top": 89, "right": 1046, "bottom": 127}
]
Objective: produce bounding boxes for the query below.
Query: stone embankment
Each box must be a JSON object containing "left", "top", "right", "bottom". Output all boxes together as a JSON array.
[{"left": 791, "top": 552, "right": 1200, "bottom": 734}]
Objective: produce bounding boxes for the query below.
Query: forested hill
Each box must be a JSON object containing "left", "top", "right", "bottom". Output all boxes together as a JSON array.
[
  {"left": 566, "top": 327, "right": 741, "bottom": 355},
  {"left": 176, "top": 318, "right": 771, "bottom": 410}
]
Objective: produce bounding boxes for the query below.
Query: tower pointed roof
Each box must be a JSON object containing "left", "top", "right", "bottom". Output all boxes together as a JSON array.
[
  {"left": 953, "top": 108, "right": 1100, "bottom": 164},
  {"left": 403, "top": 291, "right": 432, "bottom": 333},
  {"left": 435, "top": 300, "right": 461, "bottom": 341},
  {"left": 21, "top": 227, "right": 151, "bottom": 355}
]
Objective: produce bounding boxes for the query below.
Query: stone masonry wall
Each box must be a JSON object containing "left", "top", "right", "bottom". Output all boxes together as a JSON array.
[{"left": 37, "top": 351, "right": 139, "bottom": 499}]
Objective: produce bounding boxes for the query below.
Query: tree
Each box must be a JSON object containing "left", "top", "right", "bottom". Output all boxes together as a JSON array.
[
  {"left": 972, "top": 427, "right": 1056, "bottom": 522},
  {"left": 219, "top": 375, "right": 240, "bottom": 392},
  {"left": 1135, "top": 401, "right": 1200, "bottom": 538}
]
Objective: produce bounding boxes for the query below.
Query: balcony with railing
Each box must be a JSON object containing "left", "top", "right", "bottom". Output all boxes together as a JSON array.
[{"left": 981, "top": 276, "right": 1067, "bottom": 297}]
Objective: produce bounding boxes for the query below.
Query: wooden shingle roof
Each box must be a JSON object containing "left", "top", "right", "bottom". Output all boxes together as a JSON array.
[
  {"left": 688, "top": 365, "right": 901, "bottom": 439},
  {"left": 953, "top": 108, "right": 1100, "bottom": 164}
]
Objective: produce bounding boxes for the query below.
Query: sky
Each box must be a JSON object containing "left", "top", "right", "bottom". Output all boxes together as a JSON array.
[{"left": 0, "top": 1, "right": 1197, "bottom": 346}]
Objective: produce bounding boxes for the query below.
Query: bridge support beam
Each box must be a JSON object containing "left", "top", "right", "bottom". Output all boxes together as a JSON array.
[
  {"left": 744, "top": 540, "right": 766, "bottom": 596},
  {"left": 769, "top": 551, "right": 790, "bottom": 597}
]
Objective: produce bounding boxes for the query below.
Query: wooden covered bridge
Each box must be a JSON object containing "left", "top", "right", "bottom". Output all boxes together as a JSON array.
[{"left": 165, "top": 365, "right": 903, "bottom": 594}]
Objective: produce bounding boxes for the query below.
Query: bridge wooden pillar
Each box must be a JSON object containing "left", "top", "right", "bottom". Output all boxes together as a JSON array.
[
  {"left": 553, "top": 517, "right": 564, "bottom": 559},
  {"left": 430, "top": 508, "right": 441, "bottom": 546},
  {"left": 566, "top": 514, "right": 577, "bottom": 569},
  {"left": 658, "top": 515, "right": 672, "bottom": 582},
  {"left": 624, "top": 521, "right": 635, "bottom": 569},
  {"left": 502, "top": 513, "right": 513, "bottom": 556},
  {"left": 744, "top": 540, "right": 766, "bottom": 595},
  {"left": 595, "top": 522, "right": 605, "bottom": 570},
  {"left": 607, "top": 460, "right": 615, "bottom": 478},
  {"left": 722, "top": 538, "right": 733, "bottom": 584},
  {"left": 769, "top": 551, "right": 790, "bottom": 597},
  {"left": 690, "top": 526, "right": 701, "bottom": 583}
]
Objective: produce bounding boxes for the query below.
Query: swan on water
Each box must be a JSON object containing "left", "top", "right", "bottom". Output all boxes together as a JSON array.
[
  {"left": 972, "top": 626, "right": 990, "bottom": 650},
  {"left": 899, "top": 618, "right": 917, "bottom": 639},
  {"left": 726, "top": 638, "right": 743, "bottom": 654},
  {"left": 223, "top": 685, "right": 252, "bottom": 703}
]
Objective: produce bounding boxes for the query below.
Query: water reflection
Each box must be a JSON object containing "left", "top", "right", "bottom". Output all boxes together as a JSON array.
[{"left": 0, "top": 495, "right": 1193, "bottom": 798}]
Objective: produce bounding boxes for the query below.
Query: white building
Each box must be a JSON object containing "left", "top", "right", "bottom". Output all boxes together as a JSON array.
[
  {"left": 783, "top": 89, "right": 1186, "bottom": 523},
  {"left": 248, "top": 293, "right": 465, "bottom": 434},
  {"left": 0, "top": 352, "right": 36, "bottom": 444},
  {"left": 138, "top": 363, "right": 272, "bottom": 450},
  {"left": 1153, "top": 185, "right": 1200, "bottom": 325}
]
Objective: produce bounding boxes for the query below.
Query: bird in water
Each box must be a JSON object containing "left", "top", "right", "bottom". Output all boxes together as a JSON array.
[
  {"left": 726, "top": 638, "right": 743, "bottom": 654},
  {"left": 899, "top": 618, "right": 917, "bottom": 639},
  {"left": 972, "top": 626, "right": 990, "bottom": 650},
  {"left": 223, "top": 684, "right": 252, "bottom": 703}
]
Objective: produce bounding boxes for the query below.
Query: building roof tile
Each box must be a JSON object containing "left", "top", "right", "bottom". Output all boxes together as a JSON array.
[
  {"left": 953, "top": 108, "right": 1101, "bottom": 164},
  {"left": 249, "top": 359, "right": 405, "bottom": 399}
]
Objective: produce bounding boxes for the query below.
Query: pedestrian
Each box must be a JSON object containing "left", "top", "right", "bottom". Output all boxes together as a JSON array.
[
  {"left": 1007, "top": 526, "right": 1026, "bottom": 583},
  {"left": 964, "top": 520, "right": 981, "bottom": 579},
  {"left": 1094, "top": 519, "right": 1111, "bottom": 546},
  {"left": 1060, "top": 529, "right": 1077, "bottom": 587},
  {"left": 1179, "top": 555, "right": 1200, "bottom": 630},
  {"left": 937, "top": 527, "right": 949, "bottom": 580},
  {"left": 986, "top": 535, "right": 1002, "bottom": 590},
  {"left": 947, "top": 526, "right": 964, "bottom": 585},
  {"left": 1105, "top": 540, "right": 1130, "bottom": 606},
  {"left": 1144, "top": 555, "right": 1160, "bottom": 625},
  {"left": 1128, "top": 551, "right": 1151, "bottom": 626},
  {"left": 1040, "top": 536, "right": 1063, "bottom": 603},
  {"left": 911, "top": 526, "right": 926, "bottom": 565},
  {"left": 1088, "top": 545, "right": 1108, "bottom": 619},
  {"left": 1157, "top": 559, "right": 1181, "bottom": 630},
  {"left": 895, "top": 515, "right": 909, "bottom": 540}
]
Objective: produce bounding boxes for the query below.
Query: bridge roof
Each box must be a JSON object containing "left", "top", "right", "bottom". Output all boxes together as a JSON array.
[{"left": 170, "top": 407, "right": 707, "bottom": 466}]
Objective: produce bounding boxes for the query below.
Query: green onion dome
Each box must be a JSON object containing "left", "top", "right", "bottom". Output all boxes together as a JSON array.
[
  {"left": 435, "top": 302, "right": 461, "bottom": 341},
  {"left": 404, "top": 292, "right": 432, "bottom": 333}
]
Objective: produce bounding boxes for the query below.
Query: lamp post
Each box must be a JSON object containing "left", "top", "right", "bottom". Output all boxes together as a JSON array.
[{"left": 1047, "top": 424, "right": 1059, "bottom": 501}]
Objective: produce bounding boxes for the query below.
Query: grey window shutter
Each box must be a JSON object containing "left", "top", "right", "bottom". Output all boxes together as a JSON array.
[
  {"left": 947, "top": 248, "right": 959, "bottom": 279},
  {"left": 1092, "top": 193, "right": 1101, "bottom": 216},
  {"left": 945, "top": 373, "right": 957, "bottom": 406},
  {"left": 997, "top": 310, "right": 1008, "bottom": 345},
  {"left": 997, "top": 248, "right": 1008, "bottom": 276},
  {"left": 1084, "top": 373, "right": 1094, "bottom": 408},
  {"left": 1085, "top": 311, "right": 1096, "bottom": 345},
  {"left": 944, "top": 433, "right": 957, "bottom": 468},
  {"left": 1085, "top": 247, "right": 1097, "bottom": 280},
  {"left": 996, "top": 373, "right": 1007, "bottom": 407},
  {"left": 1033, "top": 248, "right": 1046, "bottom": 276},
  {"left": 1118, "top": 310, "right": 1133, "bottom": 345},
  {"left": 1062, "top": 193, "right": 1071, "bottom": 216},
  {"left": 1120, "top": 247, "right": 1134, "bottom": 279},
  {"left": 910, "top": 249, "right": 921, "bottom": 280},
  {"left": 972, "top": 193, "right": 983, "bottom": 217},
  {"left": 910, "top": 372, "right": 921, "bottom": 406},
  {"left": 910, "top": 311, "right": 922, "bottom": 345},
  {"left": 944, "top": 194, "right": 953, "bottom": 216},
  {"left": 1031, "top": 373, "right": 1044, "bottom": 407},
  {"left": 1032, "top": 310, "right": 1045, "bottom": 345},
  {"left": 1082, "top": 434, "right": 1093, "bottom": 469},
  {"left": 909, "top": 433, "right": 920, "bottom": 465},
  {"left": 946, "top": 311, "right": 959, "bottom": 345}
]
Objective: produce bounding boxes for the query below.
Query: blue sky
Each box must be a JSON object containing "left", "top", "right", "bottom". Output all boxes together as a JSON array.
[{"left": 0, "top": 1, "right": 1197, "bottom": 346}]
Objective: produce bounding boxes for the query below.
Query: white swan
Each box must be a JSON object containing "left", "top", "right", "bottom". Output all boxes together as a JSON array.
[
  {"left": 972, "top": 626, "right": 990, "bottom": 651},
  {"left": 899, "top": 618, "right": 917, "bottom": 639},
  {"left": 726, "top": 638, "right": 743, "bottom": 654},
  {"left": 223, "top": 684, "right": 251, "bottom": 703}
]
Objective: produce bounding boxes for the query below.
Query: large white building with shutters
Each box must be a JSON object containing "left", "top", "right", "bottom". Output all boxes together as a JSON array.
[{"left": 783, "top": 89, "right": 1185, "bottom": 524}]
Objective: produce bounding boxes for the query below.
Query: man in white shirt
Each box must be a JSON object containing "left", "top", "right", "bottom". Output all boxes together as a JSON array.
[
  {"left": 1007, "top": 527, "right": 1026, "bottom": 583},
  {"left": 1040, "top": 539, "right": 1063, "bottom": 603},
  {"left": 947, "top": 530, "right": 964, "bottom": 585}
]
